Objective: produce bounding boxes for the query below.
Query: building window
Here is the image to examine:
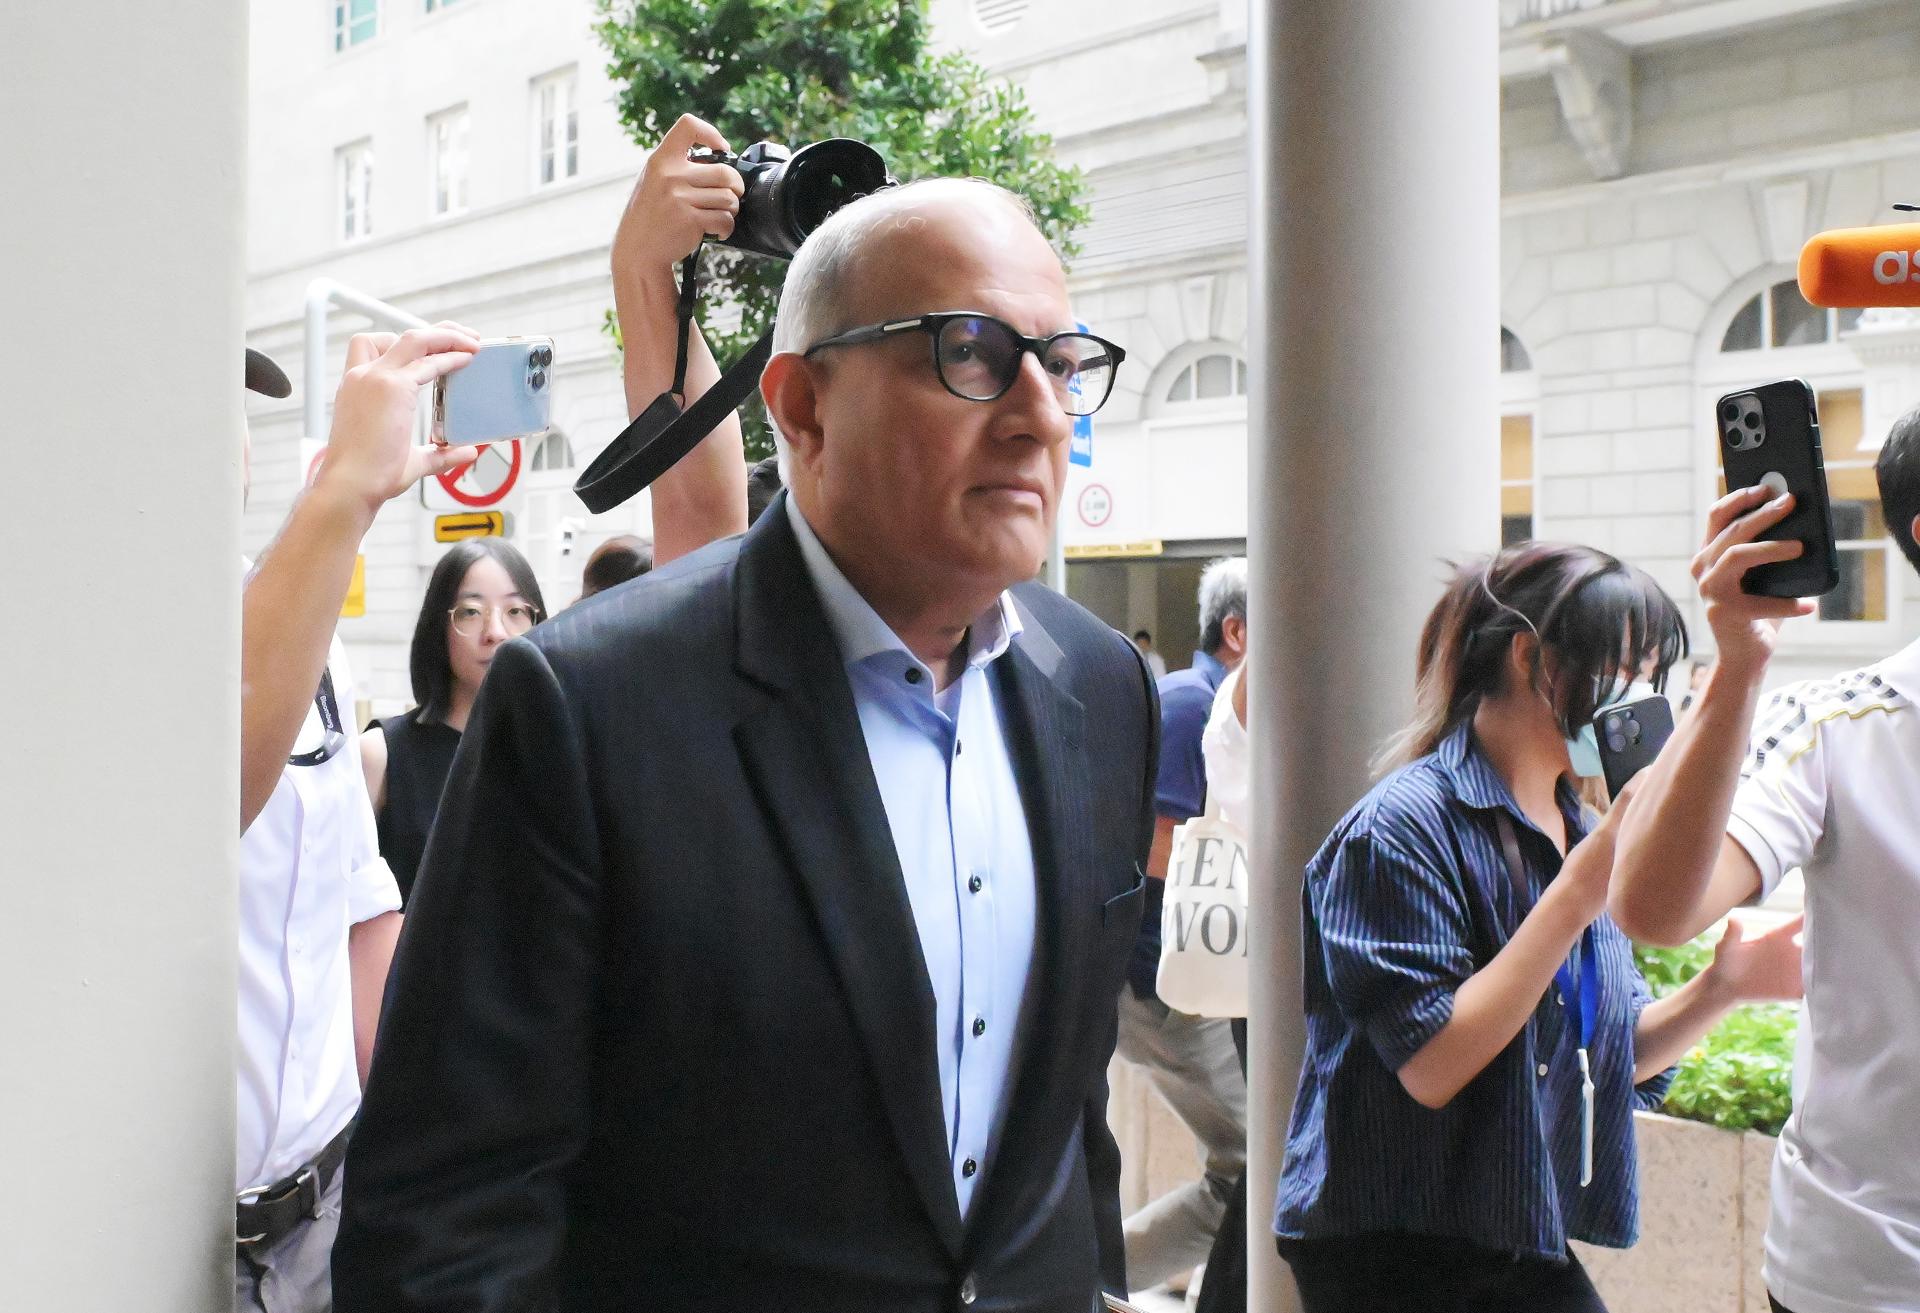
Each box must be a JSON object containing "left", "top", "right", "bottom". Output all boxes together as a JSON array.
[
  {"left": 338, "top": 140, "right": 374, "bottom": 243},
  {"left": 332, "top": 0, "right": 377, "bottom": 51},
  {"left": 428, "top": 106, "right": 469, "bottom": 217},
  {"left": 1720, "top": 278, "right": 1864, "bottom": 352},
  {"left": 1501, "top": 414, "right": 1535, "bottom": 546},
  {"left": 530, "top": 430, "right": 574, "bottom": 472},
  {"left": 1164, "top": 352, "right": 1247, "bottom": 404},
  {"left": 1501, "top": 326, "right": 1532, "bottom": 373},
  {"left": 533, "top": 68, "right": 580, "bottom": 188}
]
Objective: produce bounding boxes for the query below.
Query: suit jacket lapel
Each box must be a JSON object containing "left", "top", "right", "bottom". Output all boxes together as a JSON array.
[
  {"left": 730, "top": 502, "right": 966, "bottom": 1258},
  {"left": 972, "top": 601, "right": 1094, "bottom": 1228}
]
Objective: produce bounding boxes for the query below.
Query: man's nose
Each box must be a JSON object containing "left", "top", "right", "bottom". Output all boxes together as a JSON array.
[{"left": 1003, "top": 350, "right": 1069, "bottom": 445}]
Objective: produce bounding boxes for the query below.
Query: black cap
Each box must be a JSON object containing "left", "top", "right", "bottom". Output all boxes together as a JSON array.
[{"left": 246, "top": 348, "right": 292, "bottom": 399}]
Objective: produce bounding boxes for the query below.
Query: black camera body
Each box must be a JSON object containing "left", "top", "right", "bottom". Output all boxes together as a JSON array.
[{"left": 691, "top": 139, "right": 894, "bottom": 260}]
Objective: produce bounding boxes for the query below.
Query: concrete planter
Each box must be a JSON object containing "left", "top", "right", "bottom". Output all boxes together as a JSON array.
[
  {"left": 1108, "top": 1065, "right": 1778, "bottom": 1310},
  {"left": 1576, "top": 1112, "right": 1778, "bottom": 1313}
]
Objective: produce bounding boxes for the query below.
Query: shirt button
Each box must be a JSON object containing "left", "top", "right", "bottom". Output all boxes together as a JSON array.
[
  {"left": 962, "top": 1157, "right": 978, "bottom": 1178},
  {"left": 1538, "top": 1063, "right": 1551, "bottom": 1078},
  {"left": 905, "top": 667, "right": 923, "bottom": 685},
  {"left": 968, "top": 874, "right": 983, "bottom": 894},
  {"left": 960, "top": 1274, "right": 978, "bottom": 1305},
  {"left": 972, "top": 1017, "right": 986, "bottom": 1038}
]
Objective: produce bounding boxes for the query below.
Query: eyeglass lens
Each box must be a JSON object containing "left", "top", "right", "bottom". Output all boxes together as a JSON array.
[
  {"left": 450, "top": 603, "right": 539, "bottom": 637},
  {"left": 934, "top": 316, "right": 1115, "bottom": 417}
]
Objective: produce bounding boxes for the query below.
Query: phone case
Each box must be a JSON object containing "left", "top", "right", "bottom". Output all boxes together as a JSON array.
[
  {"left": 1594, "top": 695, "right": 1676, "bottom": 799},
  {"left": 1715, "top": 378, "right": 1840, "bottom": 598},
  {"left": 434, "top": 337, "right": 554, "bottom": 445}
]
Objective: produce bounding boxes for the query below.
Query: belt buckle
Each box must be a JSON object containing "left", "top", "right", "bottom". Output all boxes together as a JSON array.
[{"left": 234, "top": 1163, "right": 319, "bottom": 1247}]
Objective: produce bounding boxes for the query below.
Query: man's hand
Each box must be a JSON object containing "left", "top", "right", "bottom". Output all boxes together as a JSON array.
[
  {"left": 612, "top": 113, "right": 743, "bottom": 290},
  {"left": 314, "top": 323, "right": 480, "bottom": 515},
  {"left": 1692, "top": 485, "right": 1817, "bottom": 685},
  {"left": 1706, "top": 914, "right": 1805, "bottom": 1004},
  {"left": 1558, "top": 784, "right": 1636, "bottom": 921}
]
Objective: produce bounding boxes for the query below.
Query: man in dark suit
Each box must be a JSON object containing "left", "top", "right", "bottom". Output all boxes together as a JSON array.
[{"left": 332, "top": 176, "right": 1156, "bottom": 1313}]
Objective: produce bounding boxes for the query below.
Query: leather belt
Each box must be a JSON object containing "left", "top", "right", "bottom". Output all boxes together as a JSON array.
[{"left": 236, "top": 1121, "right": 352, "bottom": 1251}]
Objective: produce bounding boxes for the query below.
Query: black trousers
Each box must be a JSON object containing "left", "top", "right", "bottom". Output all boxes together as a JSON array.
[
  {"left": 1191, "top": 1020, "right": 1250, "bottom": 1313},
  {"left": 1769, "top": 1298, "right": 1798, "bottom": 1313},
  {"left": 1275, "top": 1234, "right": 1608, "bottom": 1313}
]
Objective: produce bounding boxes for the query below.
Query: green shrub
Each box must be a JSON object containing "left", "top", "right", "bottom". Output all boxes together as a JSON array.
[{"left": 1633, "top": 939, "right": 1798, "bottom": 1137}]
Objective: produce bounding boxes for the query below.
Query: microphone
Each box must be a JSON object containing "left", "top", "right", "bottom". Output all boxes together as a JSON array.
[{"left": 1798, "top": 222, "right": 1920, "bottom": 308}]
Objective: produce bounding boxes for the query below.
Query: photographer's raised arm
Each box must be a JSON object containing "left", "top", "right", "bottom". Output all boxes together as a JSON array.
[
  {"left": 240, "top": 326, "right": 478, "bottom": 830},
  {"left": 1609, "top": 485, "right": 1814, "bottom": 945},
  {"left": 612, "top": 113, "right": 747, "bottom": 566}
]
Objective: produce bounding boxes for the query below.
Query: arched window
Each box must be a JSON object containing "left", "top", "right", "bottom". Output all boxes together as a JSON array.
[
  {"left": 530, "top": 429, "right": 574, "bottom": 472},
  {"left": 1164, "top": 351, "right": 1248, "bottom": 405},
  {"left": 1501, "top": 326, "right": 1532, "bottom": 373},
  {"left": 1720, "top": 278, "right": 1863, "bottom": 352},
  {"left": 1708, "top": 278, "right": 1886, "bottom": 625},
  {"left": 1500, "top": 327, "right": 1538, "bottom": 545}
]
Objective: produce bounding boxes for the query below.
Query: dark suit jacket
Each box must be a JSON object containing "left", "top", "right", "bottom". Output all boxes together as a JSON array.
[{"left": 333, "top": 500, "right": 1158, "bottom": 1313}]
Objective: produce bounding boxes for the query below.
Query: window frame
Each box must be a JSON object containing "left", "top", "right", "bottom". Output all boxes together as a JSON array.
[
  {"left": 337, "top": 139, "right": 375, "bottom": 244},
  {"left": 427, "top": 104, "right": 470, "bottom": 219},
  {"left": 1500, "top": 326, "right": 1540, "bottom": 545},
  {"left": 532, "top": 67, "right": 581, "bottom": 189},
  {"left": 1697, "top": 271, "right": 1896, "bottom": 647},
  {"left": 331, "top": 0, "right": 378, "bottom": 53},
  {"left": 1151, "top": 343, "right": 1249, "bottom": 418}
]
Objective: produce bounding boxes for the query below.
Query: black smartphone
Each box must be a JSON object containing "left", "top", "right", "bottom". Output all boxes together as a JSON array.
[
  {"left": 1594, "top": 694, "right": 1676, "bottom": 799},
  {"left": 1715, "top": 379, "right": 1841, "bottom": 598}
]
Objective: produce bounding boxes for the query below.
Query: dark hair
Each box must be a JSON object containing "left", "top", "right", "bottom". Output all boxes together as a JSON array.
[
  {"left": 1133, "top": 629, "right": 1152, "bottom": 643},
  {"left": 1879, "top": 406, "right": 1920, "bottom": 577},
  {"left": 580, "top": 535, "right": 652, "bottom": 599},
  {"left": 746, "top": 455, "right": 784, "bottom": 527},
  {"left": 1376, "top": 541, "right": 1688, "bottom": 773},
  {"left": 411, "top": 539, "right": 547, "bottom": 725}
]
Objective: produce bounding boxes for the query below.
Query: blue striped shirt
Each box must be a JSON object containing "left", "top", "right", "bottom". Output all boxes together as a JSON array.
[{"left": 1273, "top": 722, "right": 1674, "bottom": 1258}]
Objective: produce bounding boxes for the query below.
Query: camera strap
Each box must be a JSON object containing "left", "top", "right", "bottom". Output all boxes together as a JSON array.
[{"left": 574, "top": 245, "right": 774, "bottom": 515}]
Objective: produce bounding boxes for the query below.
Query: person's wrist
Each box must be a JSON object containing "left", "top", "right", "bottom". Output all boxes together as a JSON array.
[
  {"left": 1694, "top": 955, "right": 1742, "bottom": 1008},
  {"left": 308, "top": 462, "right": 386, "bottom": 528},
  {"left": 612, "top": 244, "right": 682, "bottom": 304}
]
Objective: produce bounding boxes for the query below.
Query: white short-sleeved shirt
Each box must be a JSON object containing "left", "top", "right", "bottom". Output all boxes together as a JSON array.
[
  {"left": 1727, "top": 639, "right": 1920, "bottom": 1313},
  {"left": 1200, "top": 664, "right": 1250, "bottom": 831},
  {"left": 237, "top": 562, "right": 402, "bottom": 1190}
]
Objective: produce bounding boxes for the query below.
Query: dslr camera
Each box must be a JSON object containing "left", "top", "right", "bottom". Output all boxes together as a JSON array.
[{"left": 689, "top": 139, "right": 894, "bottom": 260}]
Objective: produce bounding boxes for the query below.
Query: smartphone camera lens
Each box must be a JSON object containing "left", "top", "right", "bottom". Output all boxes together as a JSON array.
[
  {"left": 1626, "top": 719, "right": 1643, "bottom": 745},
  {"left": 532, "top": 346, "right": 553, "bottom": 367},
  {"left": 1743, "top": 411, "right": 1761, "bottom": 430},
  {"left": 529, "top": 368, "right": 547, "bottom": 390},
  {"left": 1607, "top": 730, "right": 1628, "bottom": 752},
  {"left": 1721, "top": 402, "right": 1740, "bottom": 423}
]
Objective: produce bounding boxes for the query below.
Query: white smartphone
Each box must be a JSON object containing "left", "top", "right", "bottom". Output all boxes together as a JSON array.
[{"left": 433, "top": 336, "right": 555, "bottom": 445}]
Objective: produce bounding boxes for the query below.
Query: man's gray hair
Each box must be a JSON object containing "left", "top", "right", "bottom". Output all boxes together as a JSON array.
[
  {"left": 766, "top": 178, "right": 1041, "bottom": 477},
  {"left": 1197, "top": 556, "right": 1248, "bottom": 655}
]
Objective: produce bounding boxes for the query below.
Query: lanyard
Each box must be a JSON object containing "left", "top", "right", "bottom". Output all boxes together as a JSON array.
[{"left": 1495, "top": 810, "right": 1600, "bottom": 1188}]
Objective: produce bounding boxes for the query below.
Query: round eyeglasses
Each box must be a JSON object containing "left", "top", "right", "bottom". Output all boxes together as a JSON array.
[
  {"left": 448, "top": 601, "right": 542, "bottom": 638},
  {"left": 803, "top": 312, "right": 1126, "bottom": 418}
]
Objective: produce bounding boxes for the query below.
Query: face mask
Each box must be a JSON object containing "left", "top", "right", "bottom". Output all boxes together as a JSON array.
[{"left": 1565, "top": 679, "right": 1660, "bottom": 778}]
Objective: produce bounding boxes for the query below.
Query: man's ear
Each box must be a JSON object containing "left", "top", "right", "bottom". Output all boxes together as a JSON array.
[{"left": 761, "top": 353, "right": 825, "bottom": 469}]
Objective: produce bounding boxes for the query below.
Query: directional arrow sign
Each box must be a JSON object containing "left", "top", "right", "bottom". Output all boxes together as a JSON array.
[{"left": 434, "top": 511, "right": 509, "bottom": 542}]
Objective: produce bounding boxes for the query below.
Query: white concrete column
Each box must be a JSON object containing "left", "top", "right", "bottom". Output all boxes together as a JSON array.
[
  {"left": 0, "top": 4, "right": 244, "bottom": 1308},
  {"left": 1247, "top": 3, "right": 1500, "bottom": 1307}
]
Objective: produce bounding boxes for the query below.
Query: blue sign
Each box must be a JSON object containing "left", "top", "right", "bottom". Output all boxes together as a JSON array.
[{"left": 1068, "top": 320, "right": 1094, "bottom": 467}]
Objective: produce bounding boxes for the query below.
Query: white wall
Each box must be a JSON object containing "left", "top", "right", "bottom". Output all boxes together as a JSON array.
[{"left": 0, "top": 4, "right": 242, "bottom": 1307}]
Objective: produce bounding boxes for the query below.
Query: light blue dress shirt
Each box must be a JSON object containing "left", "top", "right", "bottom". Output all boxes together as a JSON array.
[{"left": 787, "top": 502, "right": 1039, "bottom": 1219}]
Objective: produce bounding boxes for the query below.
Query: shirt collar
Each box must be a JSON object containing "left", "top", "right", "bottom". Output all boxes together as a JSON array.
[
  {"left": 1435, "top": 719, "right": 1584, "bottom": 837},
  {"left": 786, "top": 497, "right": 1023, "bottom": 681},
  {"left": 1877, "top": 636, "right": 1920, "bottom": 700},
  {"left": 1190, "top": 649, "right": 1228, "bottom": 689}
]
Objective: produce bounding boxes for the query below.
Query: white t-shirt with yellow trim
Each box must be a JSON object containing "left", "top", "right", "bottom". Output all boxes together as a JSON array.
[{"left": 1728, "top": 639, "right": 1920, "bottom": 1313}]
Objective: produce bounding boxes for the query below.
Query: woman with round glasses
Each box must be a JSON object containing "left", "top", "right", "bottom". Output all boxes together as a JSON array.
[{"left": 359, "top": 539, "right": 547, "bottom": 904}]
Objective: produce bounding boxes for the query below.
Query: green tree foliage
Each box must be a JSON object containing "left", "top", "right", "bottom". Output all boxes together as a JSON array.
[
  {"left": 597, "top": 0, "right": 1090, "bottom": 458},
  {"left": 1634, "top": 938, "right": 1798, "bottom": 1136}
]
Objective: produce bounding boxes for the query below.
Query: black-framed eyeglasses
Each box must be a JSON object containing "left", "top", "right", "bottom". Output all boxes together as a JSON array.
[
  {"left": 803, "top": 312, "right": 1126, "bottom": 418},
  {"left": 287, "top": 669, "right": 348, "bottom": 768}
]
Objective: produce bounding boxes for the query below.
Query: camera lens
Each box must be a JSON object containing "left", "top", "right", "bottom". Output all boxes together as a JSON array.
[
  {"left": 532, "top": 346, "right": 552, "bottom": 367},
  {"left": 1725, "top": 427, "right": 1744, "bottom": 448},
  {"left": 529, "top": 368, "right": 546, "bottom": 390},
  {"left": 1744, "top": 411, "right": 1761, "bottom": 429},
  {"left": 1627, "top": 720, "right": 1643, "bottom": 744},
  {"left": 1607, "top": 730, "right": 1628, "bottom": 752},
  {"left": 1721, "top": 403, "right": 1739, "bottom": 422}
]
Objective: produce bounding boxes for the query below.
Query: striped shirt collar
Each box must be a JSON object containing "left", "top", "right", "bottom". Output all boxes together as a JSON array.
[{"left": 1435, "top": 720, "right": 1586, "bottom": 839}]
